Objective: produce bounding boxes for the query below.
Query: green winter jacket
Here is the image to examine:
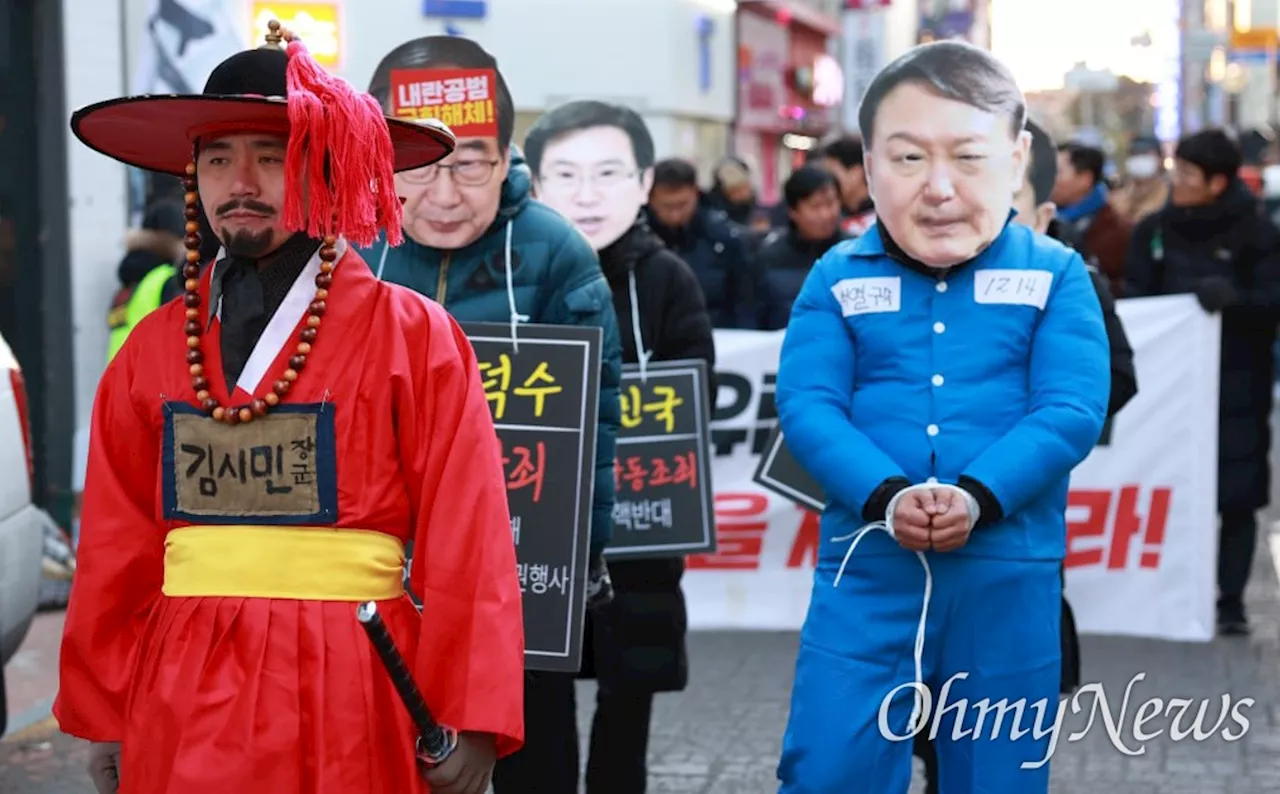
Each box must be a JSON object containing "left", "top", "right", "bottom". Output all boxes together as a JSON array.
[{"left": 356, "top": 148, "right": 623, "bottom": 556}]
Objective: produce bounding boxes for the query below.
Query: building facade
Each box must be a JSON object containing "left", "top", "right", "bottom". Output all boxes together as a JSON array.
[
  {"left": 120, "top": 0, "right": 738, "bottom": 178},
  {"left": 0, "top": 0, "right": 122, "bottom": 526},
  {"left": 733, "top": 0, "right": 844, "bottom": 204},
  {"left": 842, "top": 0, "right": 921, "bottom": 135}
]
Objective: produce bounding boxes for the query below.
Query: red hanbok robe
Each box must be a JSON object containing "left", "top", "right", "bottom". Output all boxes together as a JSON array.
[{"left": 53, "top": 245, "right": 525, "bottom": 793}]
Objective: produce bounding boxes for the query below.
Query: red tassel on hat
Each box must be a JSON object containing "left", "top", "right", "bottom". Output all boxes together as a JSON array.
[{"left": 280, "top": 37, "right": 403, "bottom": 248}]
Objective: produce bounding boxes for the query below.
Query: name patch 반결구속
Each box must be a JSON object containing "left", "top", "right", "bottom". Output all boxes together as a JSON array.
[{"left": 831, "top": 276, "right": 901, "bottom": 317}]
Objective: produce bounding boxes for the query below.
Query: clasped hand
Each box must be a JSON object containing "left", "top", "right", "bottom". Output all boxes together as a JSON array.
[{"left": 889, "top": 486, "right": 973, "bottom": 552}]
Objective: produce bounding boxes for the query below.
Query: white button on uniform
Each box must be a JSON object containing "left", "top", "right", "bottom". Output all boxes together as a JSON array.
[
  {"left": 927, "top": 424, "right": 939, "bottom": 437},
  {"left": 936, "top": 281, "right": 948, "bottom": 293},
  {"left": 932, "top": 374, "right": 944, "bottom": 387},
  {"left": 933, "top": 321, "right": 945, "bottom": 334}
]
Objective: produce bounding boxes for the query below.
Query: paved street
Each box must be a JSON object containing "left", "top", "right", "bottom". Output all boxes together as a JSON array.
[{"left": 6, "top": 517, "right": 1280, "bottom": 792}]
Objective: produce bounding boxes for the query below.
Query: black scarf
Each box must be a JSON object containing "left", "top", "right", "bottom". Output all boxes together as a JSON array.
[{"left": 218, "top": 232, "right": 319, "bottom": 392}]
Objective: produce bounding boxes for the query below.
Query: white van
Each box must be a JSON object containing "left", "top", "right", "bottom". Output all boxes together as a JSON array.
[{"left": 0, "top": 331, "right": 43, "bottom": 734}]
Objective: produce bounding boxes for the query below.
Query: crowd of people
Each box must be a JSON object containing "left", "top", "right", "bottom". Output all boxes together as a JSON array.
[{"left": 66, "top": 21, "right": 1280, "bottom": 794}]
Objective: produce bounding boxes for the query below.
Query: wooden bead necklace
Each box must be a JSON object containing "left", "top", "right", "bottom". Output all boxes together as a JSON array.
[{"left": 181, "top": 160, "right": 335, "bottom": 426}]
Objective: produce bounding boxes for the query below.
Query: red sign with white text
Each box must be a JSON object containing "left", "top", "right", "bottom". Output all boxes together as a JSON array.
[{"left": 389, "top": 67, "right": 498, "bottom": 138}]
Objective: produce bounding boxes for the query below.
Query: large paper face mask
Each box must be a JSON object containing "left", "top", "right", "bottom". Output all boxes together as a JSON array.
[{"left": 527, "top": 100, "right": 654, "bottom": 251}]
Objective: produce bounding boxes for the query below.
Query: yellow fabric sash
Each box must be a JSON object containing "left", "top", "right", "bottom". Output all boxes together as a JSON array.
[{"left": 162, "top": 525, "right": 406, "bottom": 601}]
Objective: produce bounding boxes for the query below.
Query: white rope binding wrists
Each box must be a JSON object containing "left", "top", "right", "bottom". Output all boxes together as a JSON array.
[{"left": 830, "top": 482, "right": 980, "bottom": 736}]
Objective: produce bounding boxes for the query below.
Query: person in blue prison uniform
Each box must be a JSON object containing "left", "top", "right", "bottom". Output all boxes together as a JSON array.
[{"left": 773, "top": 41, "right": 1111, "bottom": 794}]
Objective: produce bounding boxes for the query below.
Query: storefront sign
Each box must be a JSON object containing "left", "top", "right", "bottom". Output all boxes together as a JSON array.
[
  {"left": 842, "top": 3, "right": 888, "bottom": 129},
  {"left": 422, "top": 0, "right": 486, "bottom": 18},
  {"left": 736, "top": 10, "right": 789, "bottom": 130},
  {"left": 249, "top": 1, "right": 343, "bottom": 69}
]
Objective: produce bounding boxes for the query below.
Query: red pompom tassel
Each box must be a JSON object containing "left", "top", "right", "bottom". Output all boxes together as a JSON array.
[{"left": 281, "top": 38, "right": 402, "bottom": 248}]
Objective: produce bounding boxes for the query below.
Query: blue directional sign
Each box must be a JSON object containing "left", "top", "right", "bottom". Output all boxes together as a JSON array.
[{"left": 422, "top": 0, "right": 486, "bottom": 19}]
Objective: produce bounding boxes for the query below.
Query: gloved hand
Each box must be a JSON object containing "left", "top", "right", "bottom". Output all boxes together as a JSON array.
[
  {"left": 1195, "top": 276, "right": 1239, "bottom": 313},
  {"left": 585, "top": 552, "right": 614, "bottom": 609},
  {"left": 87, "top": 742, "right": 121, "bottom": 794}
]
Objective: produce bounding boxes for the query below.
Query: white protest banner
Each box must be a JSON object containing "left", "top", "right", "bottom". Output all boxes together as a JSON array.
[{"left": 687, "top": 295, "right": 1221, "bottom": 643}]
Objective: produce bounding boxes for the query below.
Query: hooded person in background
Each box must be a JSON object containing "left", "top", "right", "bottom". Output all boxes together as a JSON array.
[
  {"left": 1110, "top": 135, "right": 1169, "bottom": 225},
  {"left": 524, "top": 98, "right": 714, "bottom": 794},
  {"left": 106, "top": 200, "right": 186, "bottom": 362},
  {"left": 1124, "top": 127, "right": 1280, "bottom": 635}
]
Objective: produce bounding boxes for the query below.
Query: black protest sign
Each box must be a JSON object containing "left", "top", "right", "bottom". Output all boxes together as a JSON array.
[
  {"left": 605, "top": 360, "right": 716, "bottom": 560},
  {"left": 752, "top": 425, "right": 826, "bottom": 512},
  {"left": 463, "top": 321, "right": 601, "bottom": 673}
]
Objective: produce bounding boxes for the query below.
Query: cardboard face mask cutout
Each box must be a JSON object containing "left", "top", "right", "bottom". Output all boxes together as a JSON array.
[{"left": 525, "top": 100, "right": 654, "bottom": 251}]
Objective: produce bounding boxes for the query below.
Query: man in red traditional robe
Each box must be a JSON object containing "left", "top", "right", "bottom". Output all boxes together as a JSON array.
[{"left": 53, "top": 22, "right": 524, "bottom": 794}]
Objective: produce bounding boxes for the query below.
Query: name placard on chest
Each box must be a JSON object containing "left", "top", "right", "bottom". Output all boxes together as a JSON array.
[
  {"left": 831, "top": 276, "right": 901, "bottom": 317},
  {"left": 161, "top": 403, "right": 338, "bottom": 524}
]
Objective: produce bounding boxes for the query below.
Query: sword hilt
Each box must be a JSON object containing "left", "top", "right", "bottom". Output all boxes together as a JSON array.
[{"left": 356, "top": 601, "right": 457, "bottom": 768}]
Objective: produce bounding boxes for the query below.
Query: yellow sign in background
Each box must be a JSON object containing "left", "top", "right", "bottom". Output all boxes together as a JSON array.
[
  {"left": 249, "top": 1, "right": 343, "bottom": 70},
  {"left": 1230, "top": 27, "right": 1279, "bottom": 52}
]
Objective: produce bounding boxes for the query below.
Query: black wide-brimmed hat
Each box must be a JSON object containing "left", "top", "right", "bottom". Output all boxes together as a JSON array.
[{"left": 69, "top": 21, "right": 454, "bottom": 247}]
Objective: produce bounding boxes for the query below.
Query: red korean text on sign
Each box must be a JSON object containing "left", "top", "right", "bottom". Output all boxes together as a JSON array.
[
  {"left": 687, "top": 492, "right": 769, "bottom": 570},
  {"left": 613, "top": 452, "right": 699, "bottom": 493},
  {"left": 503, "top": 441, "right": 545, "bottom": 503},
  {"left": 389, "top": 67, "right": 498, "bottom": 138},
  {"left": 1065, "top": 485, "right": 1173, "bottom": 571}
]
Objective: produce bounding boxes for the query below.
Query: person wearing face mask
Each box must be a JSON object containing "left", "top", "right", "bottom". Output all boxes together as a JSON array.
[
  {"left": 1110, "top": 135, "right": 1170, "bottom": 225},
  {"left": 773, "top": 41, "right": 1110, "bottom": 794},
  {"left": 522, "top": 98, "right": 715, "bottom": 794},
  {"left": 358, "top": 36, "right": 623, "bottom": 613},
  {"left": 907, "top": 113, "right": 1140, "bottom": 794},
  {"left": 1124, "top": 128, "right": 1280, "bottom": 636}
]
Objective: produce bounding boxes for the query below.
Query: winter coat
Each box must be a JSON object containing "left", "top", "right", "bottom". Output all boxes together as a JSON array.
[
  {"left": 751, "top": 224, "right": 848, "bottom": 330},
  {"left": 578, "top": 221, "right": 714, "bottom": 694},
  {"left": 778, "top": 220, "right": 1110, "bottom": 563},
  {"left": 1047, "top": 218, "right": 1138, "bottom": 418},
  {"left": 644, "top": 205, "right": 754, "bottom": 329},
  {"left": 1123, "top": 180, "right": 1280, "bottom": 513},
  {"left": 357, "top": 147, "right": 623, "bottom": 556}
]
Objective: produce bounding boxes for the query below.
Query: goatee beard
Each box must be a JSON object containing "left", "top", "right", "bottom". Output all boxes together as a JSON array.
[{"left": 221, "top": 228, "right": 275, "bottom": 259}]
